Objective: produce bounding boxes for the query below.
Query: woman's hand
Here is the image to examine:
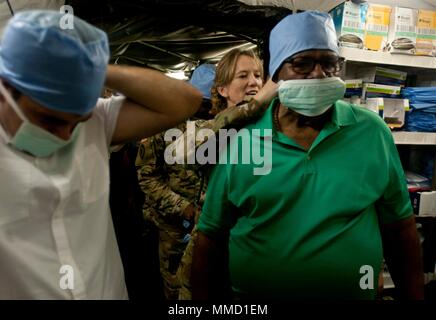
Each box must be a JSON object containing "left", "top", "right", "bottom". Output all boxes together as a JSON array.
[{"left": 251, "top": 78, "right": 279, "bottom": 111}]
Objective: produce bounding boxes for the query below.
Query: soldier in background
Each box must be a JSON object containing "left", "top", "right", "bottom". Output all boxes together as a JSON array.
[
  {"left": 136, "top": 64, "right": 216, "bottom": 300},
  {"left": 173, "top": 49, "right": 279, "bottom": 300}
]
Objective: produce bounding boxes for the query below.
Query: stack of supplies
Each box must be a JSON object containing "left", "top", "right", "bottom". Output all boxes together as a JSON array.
[
  {"left": 406, "top": 171, "right": 434, "bottom": 216},
  {"left": 402, "top": 87, "right": 436, "bottom": 132}
]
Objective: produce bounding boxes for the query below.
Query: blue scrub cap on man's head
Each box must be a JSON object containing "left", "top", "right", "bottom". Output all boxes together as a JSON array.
[
  {"left": 269, "top": 11, "right": 339, "bottom": 79},
  {"left": 0, "top": 10, "right": 109, "bottom": 116},
  {"left": 189, "top": 63, "right": 216, "bottom": 100}
]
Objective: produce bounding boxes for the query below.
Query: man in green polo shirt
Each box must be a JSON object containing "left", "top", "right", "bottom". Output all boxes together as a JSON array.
[{"left": 191, "top": 11, "right": 424, "bottom": 300}]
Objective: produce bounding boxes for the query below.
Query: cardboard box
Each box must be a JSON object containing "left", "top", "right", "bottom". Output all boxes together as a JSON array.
[
  {"left": 366, "top": 97, "right": 409, "bottom": 128},
  {"left": 345, "top": 79, "right": 363, "bottom": 97},
  {"left": 365, "top": 97, "right": 383, "bottom": 114},
  {"left": 364, "top": 4, "right": 392, "bottom": 51},
  {"left": 416, "top": 9, "right": 436, "bottom": 56},
  {"left": 383, "top": 98, "right": 410, "bottom": 128},
  {"left": 363, "top": 83, "right": 402, "bottom": 99},
  {"left": 411, "top": 191, "right": 436, "bottom": 216},
  {"left": 356, "top": 66, "right": 407, "bottom": 87},
  {"left": 330, "top": 1, "right": 368, "bottom": 49},
  {"left": 387, "top": 7, "right": 418, "bottom": 55},
  {"left": 342, "top": 96, "right": 362, "bottom": 105}
]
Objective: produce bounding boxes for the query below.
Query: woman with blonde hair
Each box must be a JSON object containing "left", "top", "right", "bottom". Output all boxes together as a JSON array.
[
  {"left": 209, "top": 48, "right": 263, "bottom": 115},
  {"left": 174, "top": 47, "right": 278, "bottom": 299}
]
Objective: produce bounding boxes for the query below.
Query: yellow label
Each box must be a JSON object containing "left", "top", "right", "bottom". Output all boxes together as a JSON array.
[
  {"left": 366, "top": 5, "right": 391, "bottom": 25},
  {"left": 365, "top": 5, "right": 391, "bottom": 51},
  {"left": 364, "top": 34, "right": 381, "bottom": 50},
  {"left": 417, "top": 10, "right": 436, "bottom": 29},
  {"left": 416, "top": 10, "right": 436, "bottom": 56}
]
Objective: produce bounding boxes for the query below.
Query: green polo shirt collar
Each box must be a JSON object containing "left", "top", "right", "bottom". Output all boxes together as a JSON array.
[
  {"left": 333, "top": 99, "right": 358, "bottom": 127},
  {"left": 254, "top": 98, "right": 357, "bottom": 150}
]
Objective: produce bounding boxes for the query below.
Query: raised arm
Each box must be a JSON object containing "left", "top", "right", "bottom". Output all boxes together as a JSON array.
[
  {"left": 105, "top": 65, "right": 202, "bottom": 144},
  {"left": 170, "top": 78, "right": 279, "bottom": 167}
]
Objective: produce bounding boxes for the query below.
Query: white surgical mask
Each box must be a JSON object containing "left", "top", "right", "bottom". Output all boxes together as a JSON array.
[
  {"left": 278, "top": 77, "right": 346, "bottom": 116},
  {"left": 0, "top": 82, "right": 80, "bottom": 157}
]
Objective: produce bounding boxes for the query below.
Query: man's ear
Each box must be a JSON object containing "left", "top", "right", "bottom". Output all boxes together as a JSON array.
[{"left": 217, "top": 86, "right": 228, "bottom": 98}]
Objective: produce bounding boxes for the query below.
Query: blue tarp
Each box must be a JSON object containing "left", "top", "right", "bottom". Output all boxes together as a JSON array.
[
  {"left": 403, "top": 87, "right": 436, "bottom": 112},
  {"left": 402, "top": 87, "right": 436, "bottom": 132}
]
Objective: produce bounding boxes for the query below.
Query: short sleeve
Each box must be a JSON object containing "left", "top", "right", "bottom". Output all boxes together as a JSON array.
[
  {"left": 94, "top": 96, "right": 125, "bottom": 147},
  {"left": 376, "top": 132, "right": 413, "bottom": 225},
  {"left": 197, "top": 163, "right": 234, "bottom": 237}
]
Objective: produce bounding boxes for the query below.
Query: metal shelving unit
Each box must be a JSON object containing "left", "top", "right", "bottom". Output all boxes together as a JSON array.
[
  {"left": 341, "top": 44, "right": 436, "bottom": 292},
  {"left": 340, "top": 47, "right": 436, "bottom": 70},
  {"left": 392, "top": 132, "right": 436, "bottom": 145}
]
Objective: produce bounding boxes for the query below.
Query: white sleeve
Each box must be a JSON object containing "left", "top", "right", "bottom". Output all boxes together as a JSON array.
[{"left": 93, "top": 96, "right": 125, "bottom": 147}]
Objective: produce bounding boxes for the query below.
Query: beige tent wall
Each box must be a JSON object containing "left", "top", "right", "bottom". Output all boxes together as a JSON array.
[{"left": 0, "top": 0, "right": 65, "bottom": 37}]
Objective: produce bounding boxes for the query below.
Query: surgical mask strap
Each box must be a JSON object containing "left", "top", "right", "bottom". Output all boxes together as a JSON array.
[{"left": 0, "top": 82, "right": 30, "bottom": 122}]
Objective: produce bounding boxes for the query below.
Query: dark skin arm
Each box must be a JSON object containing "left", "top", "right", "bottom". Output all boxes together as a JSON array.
[
  {"left": 191, "top": 231, "right": 230, "bottom": 300},
  {"left": 380, "top": 215, "right": 424, "bottom": 300}
]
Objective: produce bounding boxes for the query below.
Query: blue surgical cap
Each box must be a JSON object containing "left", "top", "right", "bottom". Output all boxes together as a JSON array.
[
  {"left": 0, "top": 10, "right": 109, "bottom": 116},
  {"left": 269, "top": 11, "right": 339, "bottom": 79},
  {"left": 189, "top": 63, "right": 216, "bottom": 100}
]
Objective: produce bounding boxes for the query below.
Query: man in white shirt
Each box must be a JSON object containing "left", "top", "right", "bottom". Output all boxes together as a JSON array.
[{"left": 0, "top": 10, "right": 202, "bottom": 299}]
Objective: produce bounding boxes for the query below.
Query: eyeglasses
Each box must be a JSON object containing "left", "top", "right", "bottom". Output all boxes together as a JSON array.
[{"left": 284, "top": 56, "right": 345, "bottom": 75}]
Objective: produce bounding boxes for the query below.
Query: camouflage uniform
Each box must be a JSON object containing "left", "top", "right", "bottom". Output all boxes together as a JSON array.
[
  {"left": 136, "top": 98, "right": 267, "bottom": 300},
  {"left": 171, "top": 98, "right": 268, "bottom": 170},
  {"left": 176, "top": 226, "right": 199, "bottom": 300},
  {"left": 173, "top": 98, "right": 269, "bottom": 300},
  {"left": 136, "top": 121, "right": 207, "bottom": 300}
]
